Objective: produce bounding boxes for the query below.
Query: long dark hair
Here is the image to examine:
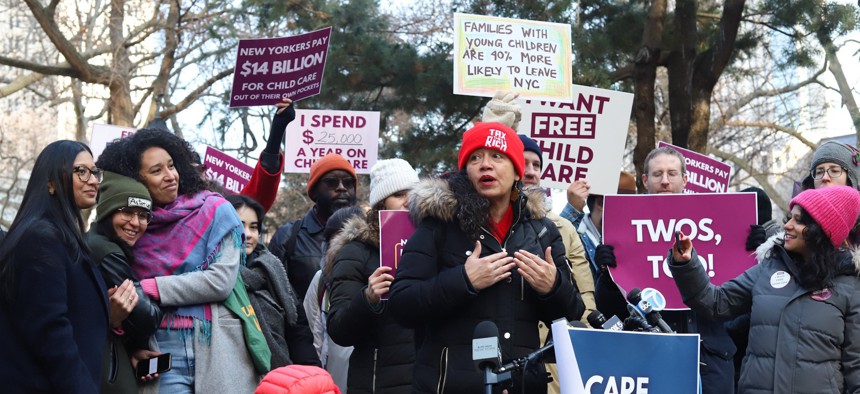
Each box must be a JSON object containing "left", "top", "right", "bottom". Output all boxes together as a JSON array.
[
  {"left": 779, "top": 207, "right": 843, "bottom": 290},
  {"left": 446, "top": 169, "right": 523, "bottom": 240},
  {"left": 96, "top": 129, "right": 206, "bottom": 199},
  {"left": 225, "top": 194, "right": 266, "bottom": 235},
  {"left": 0, "top": 140, "right": 93, "bottom": 300}
]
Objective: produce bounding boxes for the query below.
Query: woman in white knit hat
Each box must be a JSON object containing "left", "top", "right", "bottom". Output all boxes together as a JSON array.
[{"left": 324, "top": 158, "right": 419, "bottom": 393}]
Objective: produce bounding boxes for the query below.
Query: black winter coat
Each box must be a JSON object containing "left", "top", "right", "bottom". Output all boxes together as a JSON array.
[
  {"left": 269, "top": 207, "right": 325, "bottom": 301},
  {"left": 388, "top": 178, "right": 585, "bottom": 394},
  {"left": 0, "top": 221, "right": 109, "bottom": 393},
  {"left": 326, "top": 215, "right": 415, "bottom": 394}
]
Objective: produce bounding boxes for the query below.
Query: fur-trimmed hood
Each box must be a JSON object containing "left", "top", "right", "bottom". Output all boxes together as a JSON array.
[
  {"left": 407, "top": 177, "right": 548, "bottom": 225},
  {"left": 755, "top": 231, "right": 860, "bottom": 274},
  {"left": 324, "top": 215, "right": 377, "bottom": 275}
]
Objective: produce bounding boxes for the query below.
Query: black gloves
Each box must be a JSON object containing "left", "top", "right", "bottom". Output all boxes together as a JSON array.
[
  {"left": 745, "top": 224, "right": 767, "bottom": 251},
  {"left": 594, "top": 244, "right": 617, "bottom": 270},
  {"left": 260, "top": 101, "right": 297, "bottom": 173}
]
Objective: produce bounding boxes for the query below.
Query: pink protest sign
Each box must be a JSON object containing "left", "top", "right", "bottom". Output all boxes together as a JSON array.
[
  {"left": 284, "top": 109, "right": 380, "bottom": 174},
  {"left": 203, "top": 146, "right": 254, "bottom": 194},
  {"left": 229, "top": 27, "right": 332, "bottom": 107},
  {"left": 657, "top": 142, "right": 731, "bottom": 194},
  {"left": 602, "top": 193, "right": 758, "bottom": 310},
  {"left": 379, "top": 210, "right": 415, "bottom": 300}
]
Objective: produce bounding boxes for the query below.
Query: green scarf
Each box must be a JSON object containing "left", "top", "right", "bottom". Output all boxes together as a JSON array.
[{"left": 224, "top": 274, "right": 272, "bottom": 374}]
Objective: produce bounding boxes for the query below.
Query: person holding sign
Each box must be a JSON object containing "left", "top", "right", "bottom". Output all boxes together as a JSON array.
[
  {"left": 326, "top": 158, "right": 420, "bottom": 394},
  {"left": 594, "top": 146, "right": 737, "bottom": 394},
  {"left": 388, "top": 122, "right": 583, "bottom": 394},
  {"left": 669, "top": 185, "right": 860, "bottom": 393}
]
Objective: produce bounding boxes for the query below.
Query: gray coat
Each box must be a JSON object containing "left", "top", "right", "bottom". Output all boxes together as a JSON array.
[{"left": 669, "top": 236, "right": 860, "bottom": 394}]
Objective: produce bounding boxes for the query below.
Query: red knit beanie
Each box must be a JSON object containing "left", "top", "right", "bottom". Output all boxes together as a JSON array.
[
  {"left": 457, "top": 122, "right": 525, "bottom": 178},
  {"left": 255, "top": 365, "right": 340, "bottom": 394},
  {"left": 307, "top": 153, "right": 357, "bottom": 198},
  {"left": 789, "top": 185, "right": 860, "bottom": 247}
]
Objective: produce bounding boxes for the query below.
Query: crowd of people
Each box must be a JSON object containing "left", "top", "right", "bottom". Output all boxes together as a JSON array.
[{"left": 0, "top": 91, "right": 859, "bottom": 394}]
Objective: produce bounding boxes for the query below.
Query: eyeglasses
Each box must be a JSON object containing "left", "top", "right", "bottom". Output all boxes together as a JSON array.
[
  {"left": 117, "top": 207, "right": 152, "bottom": 224},
  {"left": 73, "top": 166, "right": 103, "bottom": 183},
  {"left": 648, "top": 170, "right": 682, "bottom": 181},
  {"left": 811, "top": 166, "right": 844, "bottom": 180},
  {"left": 319, "top": 177, "right": 356, "bottom": 189}
]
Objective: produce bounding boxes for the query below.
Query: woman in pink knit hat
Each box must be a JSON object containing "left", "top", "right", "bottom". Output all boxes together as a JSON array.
[{"left": 668, "top": 185, "right": 860, "bottom": 393}]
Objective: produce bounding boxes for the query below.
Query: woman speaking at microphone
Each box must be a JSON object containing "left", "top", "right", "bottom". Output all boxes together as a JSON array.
[
  {"left": 388, "top": 122, "right": 583, "bottom": 394},
  {"left": 668, "top": 185, "right": 860, "bottom": 393}
]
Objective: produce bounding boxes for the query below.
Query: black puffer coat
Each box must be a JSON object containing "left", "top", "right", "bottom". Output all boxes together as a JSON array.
[
  {"left": 388, "top": 177, "right": 585, "bottom": 394},
  {"left": 326, "top": 215, "right": 415, "bottom": 394}
]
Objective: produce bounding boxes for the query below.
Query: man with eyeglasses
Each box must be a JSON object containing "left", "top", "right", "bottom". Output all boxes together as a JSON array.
[
  {"left": 269, "top": 153, "right": 358, "bottom": 301},
  {"left": 590, "top": 146, "right": 737, "bottom": 394}
]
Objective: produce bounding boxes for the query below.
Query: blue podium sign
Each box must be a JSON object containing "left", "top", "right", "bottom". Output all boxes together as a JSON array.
[{"left": 551, "top": 319, "right": 700, "bottom": 394}]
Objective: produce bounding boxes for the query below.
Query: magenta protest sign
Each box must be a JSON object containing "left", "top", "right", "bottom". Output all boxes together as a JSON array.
[
  {"left": 203, "top": 146, "right": 254, "bottom": 194},
  {"left": 602, "top": 193, "right": 757, "bottom": 309},
  {"left": 229, "top": 27, "right": 331, "bottom": 107},
  {"left": 379, "top": 210, "right": 415, "bottom": 300},
  {"left": 657, "top": 142, "right": 731, "bottom": 194}
]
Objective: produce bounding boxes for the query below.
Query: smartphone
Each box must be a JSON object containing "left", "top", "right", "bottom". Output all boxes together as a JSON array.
[
  {"left": 136, "top": 353, "right": 171, "bottom": 378},
  {"left": 675, "top": 231, "right": 683, "bottom": 253}
]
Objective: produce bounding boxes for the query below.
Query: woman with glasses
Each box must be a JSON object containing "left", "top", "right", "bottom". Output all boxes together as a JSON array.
[
  {"left": 0, "top": 140, "right": 108, "bottom": 393},
  {"left": 87, "top": 171, "right": 165, "bottom": 392},
  {"left": 97, "top": 130, "right": 263, "bottom": 393}
]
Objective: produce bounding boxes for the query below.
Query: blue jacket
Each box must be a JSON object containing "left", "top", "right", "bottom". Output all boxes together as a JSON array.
[{"left": 0, "top": 222, "right": 109, "bottom": 393}]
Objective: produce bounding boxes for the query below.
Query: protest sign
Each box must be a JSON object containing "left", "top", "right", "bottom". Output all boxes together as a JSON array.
[
  {"left": 551, "top": 319, "right": 700, "bottom": 394},
  {"left": 202, "top": 146, "right": 254, "bottom": 194},
  {"left": 379, "top": 210, "right": 415, "bottom": 299},
  {"left": 602, "top": 193, "right": 757, "bottom": 309},
  {"left": 90, "top": 123, "right": 137, "bottom": 162},
  {"left": 453, "top": 13, "right": 572, "bottom": 101},
  {"left": 230, "top": 27, "right": 331, "bottom": 107},
  {"left": 284, "top": 109, "right": 380, "bottom": 174},
  {"left": 657, "top": 142, "right": 731, "bottom": 194},
  {"left": 517, "top": 84, "right": 633, "bottom": 194}
]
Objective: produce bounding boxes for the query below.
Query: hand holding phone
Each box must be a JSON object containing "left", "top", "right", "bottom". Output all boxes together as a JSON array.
[
  {"left": 675, "top": 231, "right": 683, "bottom": 254},
  {"left": 136, "top": 353, "right": 171, "bottom": 379}
]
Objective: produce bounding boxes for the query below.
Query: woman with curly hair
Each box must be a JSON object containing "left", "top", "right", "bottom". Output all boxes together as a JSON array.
[
  {"left": 0, "top": 141, "right": 107, "bottom": 393},
  {"left": 387, "top": 123, "right": 584, "bottom": 394},
  {"left": 97, "top": 129, "right": 264, "bottom": 393},
  {"left": 669, "top": 185, "right": 860, "bottom": 393}
]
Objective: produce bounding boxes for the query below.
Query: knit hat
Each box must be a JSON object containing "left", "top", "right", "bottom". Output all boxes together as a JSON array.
[
  {"left": 618, "top": 171, "right": 637, "bottom": 194},
  {"left": 789, "top": 185, "right": 860, "bottom": 247},
  {"left": 369, "top": 158, "right": 420, "bottom": 207},
  {"left": 96, "top": 171, "right": 152, "bottom": 223},
  {"left": 307, "top": 153, "right": 357, "bottom": 198},
  {"left": 741, "top": 186, "right": 773, "bottom": 225},
  {"left": 458, "top": 122, "right": 525, "bottom": 178},
  {"left": 518, "top": 134, "right": 542, "bottom": 169},
  {"left": 255, "top": 365, "right": 340, "bottom": 394},
  {"left": 809, "top": 141, "right": 860, "bottom": 190},
  {"left": 481, "top": 91, "right": 522, "bottom": 130}
]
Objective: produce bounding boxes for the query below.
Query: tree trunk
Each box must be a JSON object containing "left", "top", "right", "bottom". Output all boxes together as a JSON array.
[
  {"left": 632, "top": 0, "right": 667, "bottom": 191},
  {"left": 146, "top": 0, "right": 180, "bottom": 127},
  {"left": 666, "top": 0, "right": 696, "bottom": 149},
  {"left": 108, "top": 0, "right": 133, "bottom": 126},
  {"left": 686, "top": 0, "right": 745, "bottom": 153}
]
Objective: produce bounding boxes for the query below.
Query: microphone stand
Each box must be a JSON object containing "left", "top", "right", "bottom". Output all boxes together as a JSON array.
[{"left": 483, "top": 368, "right": 512, "bottom": 394}]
